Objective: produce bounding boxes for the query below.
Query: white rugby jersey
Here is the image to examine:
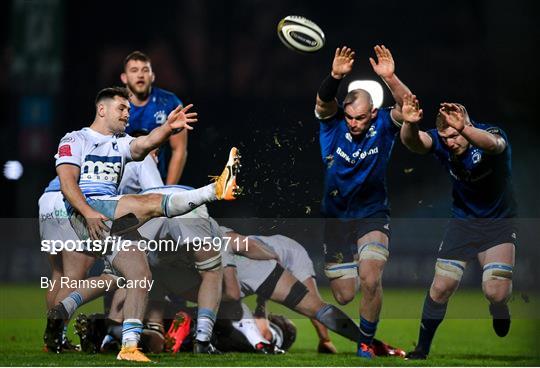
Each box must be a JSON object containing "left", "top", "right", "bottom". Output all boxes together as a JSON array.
[
  {"left": 55, "top": 127, "right": 134, "bottom": 197},
  {"left": 118, "top": 155, "right": 164, "bottom": 195}
]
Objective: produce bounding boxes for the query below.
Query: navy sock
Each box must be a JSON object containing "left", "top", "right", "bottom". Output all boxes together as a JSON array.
[
  {"left": 417, "top": 292, "right": 448, "bottom": 354},
  {"left": 358, "top": 316, "right": 378, "bottom": 346}
]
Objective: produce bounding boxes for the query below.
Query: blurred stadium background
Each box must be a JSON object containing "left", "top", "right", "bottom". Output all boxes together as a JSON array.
[{"left": 0, "top": 0, "right": 538, "bottom": 314}]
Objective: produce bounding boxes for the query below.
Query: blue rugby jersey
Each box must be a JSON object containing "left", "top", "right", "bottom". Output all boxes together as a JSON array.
[
  {"left": 126, "top": 87, "right": 183, "bottom": 181},
  {"left": 318, "top": 107, "right": 400, "bottom": 218},
  {"left": 427, "top": 123, "right": 517, "bottom": 219}
]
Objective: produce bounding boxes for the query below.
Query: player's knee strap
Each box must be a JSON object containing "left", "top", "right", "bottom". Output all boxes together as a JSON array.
[
  {"left": 358, "top": 241, "right": 389, "bottom": 262},
  {"left": 195, "top": 253, "right": 222, "bottom": 272},
  {"left": 256, "top": 263, "right": 285, "bottom": 299},
  {"left": 283, "top": 281, "right": 309, "bottom": 309},
  {"left": 435, "top": 258, "right": 466, "bottom": 281},
  {"left": 482, "top": 262, "right": 513, "bottom": 282},
  {"left": 324, "top": 262, "right": 358, "bottom": 280}
]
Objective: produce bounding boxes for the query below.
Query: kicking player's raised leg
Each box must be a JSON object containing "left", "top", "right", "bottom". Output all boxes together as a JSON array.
[
  {"left": 478, "top": 243, "right": 514, "bottom": 337},
  {"left": 110, "top": 147, "right": 240, "bottom": 235}
]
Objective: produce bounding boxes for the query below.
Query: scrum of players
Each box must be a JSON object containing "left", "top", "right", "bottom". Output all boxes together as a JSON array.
[{"left": 39, "top": 46, "right": 516, "bottom": 362}]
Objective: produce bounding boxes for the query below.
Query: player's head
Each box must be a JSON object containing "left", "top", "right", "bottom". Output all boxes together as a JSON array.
[
  {"left": 436, "top": 103, "right": 471, "bottom": 155},
  {"left": 343, "top": 89, "right": 378, "bottom": 137},
  {"left": 121, "top": 51, "right": 155, "bottom": 99},
  {"left": 95, "top": 87, "right": 131, "bottom": 134}
]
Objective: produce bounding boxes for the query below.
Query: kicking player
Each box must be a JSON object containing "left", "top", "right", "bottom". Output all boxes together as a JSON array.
[
  {"left": 314, "top": 45, "right": 414, "bottom": 357},
  {"left": 50, "top": 86, "right": 239, "bottom": 362},
  {"left": 121, "top": 51, "right": 188, "bottom": 184},
  {"left": 399, "top": 95, "right": 517, "bottom": 359}
]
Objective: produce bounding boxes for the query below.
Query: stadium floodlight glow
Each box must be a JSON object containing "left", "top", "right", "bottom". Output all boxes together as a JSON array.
[
  {"left": 347, "top": 80, "right": 384, "bottom": 109},
  {"left": 4, "top": 160, "right": 23, "bottom": 180}
]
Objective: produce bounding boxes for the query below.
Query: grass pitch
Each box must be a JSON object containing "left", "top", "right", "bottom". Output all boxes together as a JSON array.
[{"left": 1, "top": 284, "right": 539, "bottom": 366}]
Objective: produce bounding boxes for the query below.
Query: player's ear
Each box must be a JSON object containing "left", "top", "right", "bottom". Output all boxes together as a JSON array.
[
  {"left": 97, "top": 102, "right": 107, "bottom": 117},
  {"left": 120, "top": 72, "right": 128, "bottom": 85},
  {"left": 371, "top": 108, "right": 378, "bottom": 120},
  {"left": 151, "top": 72, "right": 156, "bottom": 83}
]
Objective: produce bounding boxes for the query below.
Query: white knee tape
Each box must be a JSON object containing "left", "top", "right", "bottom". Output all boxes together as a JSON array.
[
  {"left": 435, "top": 258, "right": 466, "bottom": 281},
  {"left": 358, "top": 242, "right": 389, "bottom": 262},
  {"left": 324, "top": 262, "right": 358, "bottom": 280},
  {"left": 482, "top": 262, "right": 513, "bottom": 282},
  {"left": 195, "top": 253, "right": 222, "bottom": 272}
]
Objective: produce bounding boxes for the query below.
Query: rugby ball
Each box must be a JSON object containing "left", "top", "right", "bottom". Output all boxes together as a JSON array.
[{"left": 277, "top": 15, "right": 325, "bottom": 53}]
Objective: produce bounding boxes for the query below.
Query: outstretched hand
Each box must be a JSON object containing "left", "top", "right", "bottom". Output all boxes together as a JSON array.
[
  {"left": 166, "top": 104, "right": 198, "bottom": 132},
  {"left": 331, "top": 46, "right": 355, "bottom": 79},
  {"left": 402, "top": 93, "right": 423, "bottom": 123},
  {"left": 369, "top": 45, "right": 395, "bottom": 79},
  {"left": 439, "top": 103, "right": 466, "bottom": 132}
]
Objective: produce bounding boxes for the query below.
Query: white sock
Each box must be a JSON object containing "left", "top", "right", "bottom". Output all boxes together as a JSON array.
[
  {"left": 60, "top": 291, "right": 83, "bottom": 319},
  {"left": 232, "top": 303, "right": 270, "bottom": 347},
  {"left": 122, "top": 319, "right": 143, "bottom": 348},
  {"left": 163, "top": 184, "right": 216, "bottom": 217},
  {"left": 195, "top": 308, "right": 216, "bottom": 342}
]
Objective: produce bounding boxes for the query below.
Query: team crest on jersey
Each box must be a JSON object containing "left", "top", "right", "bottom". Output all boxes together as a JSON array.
[
  {"left": 367, "top": 125, "right": 377, "bottom": 138},
  {"left": 112, "top": 142, "right": 118, "bottom": 151},
  {"left": 81, "top": 155, "right": 122, "bottom": 183},
  {"left": 472, "top": 149, "right": 482, "bottom": 164},
  {"left": 154, "top": 110, "right": 167, "bottom": 125},
  {"left": 345, "top": 132, "right": 352, "bottom": 142}
]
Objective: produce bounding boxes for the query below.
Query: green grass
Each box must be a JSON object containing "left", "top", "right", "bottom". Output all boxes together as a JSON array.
[{"left": 1, "top": 284, "right": 539, "bottom": 366}]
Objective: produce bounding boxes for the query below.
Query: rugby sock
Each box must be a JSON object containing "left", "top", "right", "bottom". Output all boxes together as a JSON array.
[
  {"left": 315, "top": 304, "right": 361, "bottom": 342},
  {"left": 417, "top": 293, "right": 448, "bottom": 354},
  {"left": 60, "top": 291, "right": 84, "bottom": 319},
  {"left": 121, "top": 319, "right": 143, "bottom": 348},
  {"left": 195, "top": 308, "right": 217, "bottom": 342},
  {"left": 62, "top": 325, "right": 68, "bottom": 344},
  {"left": 162, "top": 184, "right": 216, "bottom": 217},
  {"left": 232, "top": 303, "right": 270, "bottom": 347},
  {"left": 358, "top": 316, "right": 378, "bottom": 346}
]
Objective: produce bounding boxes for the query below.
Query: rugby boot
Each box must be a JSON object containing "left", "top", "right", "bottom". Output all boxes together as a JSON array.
[
  {"left": 356, "top": 342, "right": 375, "bottom": 358},
  {"left": 490, "top": 303, "right": 511, "bottom": 337},
  {"left": 371, "top": 338, "right": 406, "bottom": 358},
  {"left": 116, "top": 346, "right": 151, "bottom": 362},
  {"left": 214, "top": 147, "right": 241, "bottom": 200},
  {"left": 193, "top": 339, "right": 222, "bottom": 354},
  {"left": 43, "top": 303, "right": 69, "bottom": 353}
]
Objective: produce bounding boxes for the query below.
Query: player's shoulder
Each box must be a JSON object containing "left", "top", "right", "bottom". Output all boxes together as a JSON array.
[
  {"left": 59, "top": 129, "right": 87, "bottom": 143},
  {"left": 475, "top": 122, "right": 506, "bottom": 136},
  {"left": 153, "top": 87, "right": 182, "bottom": 105}
]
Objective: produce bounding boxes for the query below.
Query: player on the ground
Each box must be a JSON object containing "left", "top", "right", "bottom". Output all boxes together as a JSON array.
[
  {"left": 399, "top": 95, "right": 517, "bottom": 359},
  {"left": 220, "top": 228, "right": 338, "bottom": 353},
  {"left": 314, "top": 45, "right": 414, "bottom": 358},
  {"left": 121, "top": 51, "right": 188, "bottom": 184},
  {"left": 49, "top": 86, "right": 240, "bottom": 362}
]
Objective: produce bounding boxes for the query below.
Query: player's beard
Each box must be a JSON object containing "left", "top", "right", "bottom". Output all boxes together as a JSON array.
[{"left": 128, "top": 81, "right": 151, "bottom": 102}]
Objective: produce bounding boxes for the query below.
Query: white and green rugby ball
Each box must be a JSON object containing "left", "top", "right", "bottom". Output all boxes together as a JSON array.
[{"left": 277, "top": 15, "right": 325, "bottom": 53}]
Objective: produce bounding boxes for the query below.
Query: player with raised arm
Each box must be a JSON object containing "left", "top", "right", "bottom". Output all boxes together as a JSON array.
[
  {"left": 400, "top": 95, "right": 517, "bottom": 359},
  {"left": 314, "top": 45, "right": 414, "bottom": 358},
  {"left": 48, "top": 86, "right": 240, "bottom": 362},
  {"left": 121, "top": 51, "right": 188, "bottom": 184}
]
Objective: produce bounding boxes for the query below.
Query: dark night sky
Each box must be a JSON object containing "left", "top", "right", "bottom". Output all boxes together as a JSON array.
[{"left": 1, "top": 0, "right": 538, "bottom": 219}]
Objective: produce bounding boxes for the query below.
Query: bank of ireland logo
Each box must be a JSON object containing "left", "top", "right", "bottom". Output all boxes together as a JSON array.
[{"left": 155, "top": 110, "right": 167, "bottom": 125}]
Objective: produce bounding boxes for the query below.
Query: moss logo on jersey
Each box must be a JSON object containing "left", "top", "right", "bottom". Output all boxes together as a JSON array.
[{"left": 81, "top": 155, "right": 122, "bottom": 183}]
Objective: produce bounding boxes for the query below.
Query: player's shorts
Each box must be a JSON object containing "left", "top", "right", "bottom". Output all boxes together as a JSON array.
[
  {"left": 323, "top": 211, "right": 391, "bottom": 263},
  {"left": 233, "top": 257, "right": 278, "bottom": 298},
  {"left": 39, "top": 192, "right": 79, "bottom": 254},
  {"left": 438, "top": 218, "right": 517, "bottom": 261},
  {"left": 250, "top": 235, "right": 316, "bottom": 282}
]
